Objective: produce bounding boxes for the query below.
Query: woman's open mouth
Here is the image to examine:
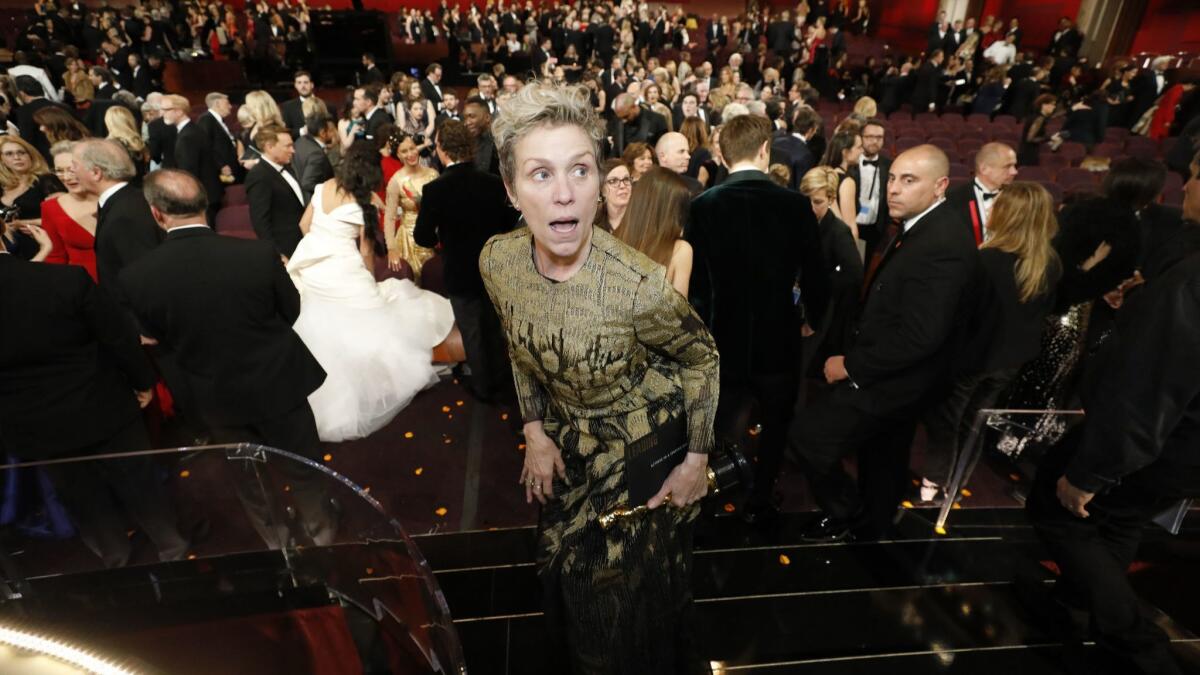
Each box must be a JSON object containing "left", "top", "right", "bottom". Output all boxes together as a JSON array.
[{"left": 549, "top": 218, "right": 579, "bottom": 234}]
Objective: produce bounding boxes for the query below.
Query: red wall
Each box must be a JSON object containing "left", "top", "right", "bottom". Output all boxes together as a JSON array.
[
  {"left": 986, "top": 0, "right": 1081, "bottom": 50},
  {"left": 875, "top": 0, "right": 941, "bottom": 54},
  {"left": 1130, "top": 0, "right": 1200, "bottom": 56}
]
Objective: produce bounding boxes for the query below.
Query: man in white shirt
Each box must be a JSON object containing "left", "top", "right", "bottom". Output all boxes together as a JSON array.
[
  {"left": 854, "top": 120, "right": 891, "bottom": 255},
  {"left": 945, "top": 142, "right": 1018, "bottom": 244},
  {"left": 984, "top": 35, "right": 1017, "bottom": 66}
]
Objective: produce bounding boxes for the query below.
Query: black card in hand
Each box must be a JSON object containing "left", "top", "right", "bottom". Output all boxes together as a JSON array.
[{"left": 624, "top": 414, "right": 689, "bottom": 506}]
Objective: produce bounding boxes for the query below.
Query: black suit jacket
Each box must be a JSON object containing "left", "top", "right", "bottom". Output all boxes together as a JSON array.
[
  {"left": 364, "top": 107, "right": 392, "bottom": 141},
  {"left": 473, "top": 132, "right": 502, "bottom": 177},
  {"left": 118, "top": 227, "right": 325, "bottom": 427},
  {"left": 147, "top": 117, "right": 176, "bottom": 168},
  {"left": 945, "top": 180, "right": 995, "bottom": 245},
  {"left": 0, "top": 256, "right": 155, "bottom": 459},
  {"left": 910, "top": 61, "right": 941, "bottom": 112},
  {"left": 195, "top": 111, "right": 238, "bottom": 175},
  {"left": 95, "top": 182, "right": 164, "bottom": 289},
  {"left": 174, "top": 121, "right": 224, "bottom": 208},
  {"left": 607, "top": 107, "right": 669, "bottom": 156},
  {"left": 420, "top": 78, "right": 444, "bottom": 109},
  {"left": 1002, "top": 77, "right": 1039, "bottom": 119},
  {"left": 244, "top": 160, "right": 306, "bottom": 258},
  {"left": 414, "top": 162, "right": 518, "bottom": 297},
  {"left": 771, "top": 132, "right": 815, "bottom": 191},
  {"left": 280, "top": 96, "right": 335, "bottom": 138},
  {"left": 839, "top": 201, "right": 981, "bottom": 417},
  {"left": 290, "top": 136, "right": 334, "bottom": 204},
  {"left": 687, "top": 170, "right": 830, "bottom": 384}
]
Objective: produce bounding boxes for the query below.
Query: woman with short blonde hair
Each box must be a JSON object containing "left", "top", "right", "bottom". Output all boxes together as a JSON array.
[{"left": 481, "top": 82, "right": 718, "bottom": 672}]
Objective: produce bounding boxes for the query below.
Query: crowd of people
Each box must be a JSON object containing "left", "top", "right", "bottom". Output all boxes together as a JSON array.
[{"left": 1, "top": 2, "right": 1200, "bottom": 674}]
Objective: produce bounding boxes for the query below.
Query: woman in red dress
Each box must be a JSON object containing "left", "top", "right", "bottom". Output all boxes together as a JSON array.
[{"left": 41, "top": 141, "right": 98, "bottom": 282}]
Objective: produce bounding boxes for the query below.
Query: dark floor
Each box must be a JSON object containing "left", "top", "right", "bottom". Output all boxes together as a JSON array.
[{"left": 3, "top": 377, "right": 1199, "bottom": 673}]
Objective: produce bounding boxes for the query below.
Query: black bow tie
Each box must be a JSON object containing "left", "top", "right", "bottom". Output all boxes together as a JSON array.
[
  {"left": 981, "top": 191, "right": 998, "bottom": 201},
  {"left": 862, "top": 159, "right": 879, "bottom": 167}
]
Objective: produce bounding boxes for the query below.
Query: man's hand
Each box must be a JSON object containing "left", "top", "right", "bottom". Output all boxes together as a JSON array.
[
  {"left": 823, "top": 355, "right": 848, "bottom": 384},
  {"left": 1056, "top": 475, "right": 1095, "bottom": 518},
  {"left": 800, "top": 323, "right": 815, "bottom": 338},
  {"left": 139, "top": 335, "right": 159, "bottom": 346}
]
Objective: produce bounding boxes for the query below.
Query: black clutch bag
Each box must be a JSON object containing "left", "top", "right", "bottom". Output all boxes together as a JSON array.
[{"left": 624, "top": 414, "right": 690, "bottom": 506}]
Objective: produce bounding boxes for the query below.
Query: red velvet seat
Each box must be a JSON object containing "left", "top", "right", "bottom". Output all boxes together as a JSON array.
[
  {"left": 215, "top": 205, "right": 255, "bottom": 239},
  {"left": 222, "top": 184, "right": 247, "bottom": 208}
]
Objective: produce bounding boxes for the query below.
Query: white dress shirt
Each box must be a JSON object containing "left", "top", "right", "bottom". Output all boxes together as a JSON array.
[
  {"left": 984, "top": 41, "right": 1016, "bottom": 66},
  {"left": 856, "top": 154, "right": 883, "bottom": 225},
  {"left": 972, "top": 180, "right": 1000, "bottom": 235},
  {"left": 262, "top": 156, "right": 304, "bottom": 204},
  {"left": 208, "top": 109, "right": 236, "bottom": 143}
]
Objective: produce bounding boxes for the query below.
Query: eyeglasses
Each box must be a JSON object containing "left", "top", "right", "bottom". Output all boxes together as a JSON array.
[
  {"left": 605, "top": 177, "right": 632, "bottom": 188},
  {"left": 53, "top": 168, "right": 73, "bottom": 176},
  {"left": 1, "top": 149, "right": 29, "bottom": 158}
]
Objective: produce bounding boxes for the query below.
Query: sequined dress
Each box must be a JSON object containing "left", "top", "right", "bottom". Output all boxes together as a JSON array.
[
  {"left": 385, "top": 167, "right": 439, "bottom": 280},
  {"left": 480, "top": 226, "right": 719, "bottom": 674}
]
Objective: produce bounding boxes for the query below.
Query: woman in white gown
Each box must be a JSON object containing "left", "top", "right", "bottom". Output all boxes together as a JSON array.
[{"left": 287, "top": 145, "right": 455, "bottom": 441}]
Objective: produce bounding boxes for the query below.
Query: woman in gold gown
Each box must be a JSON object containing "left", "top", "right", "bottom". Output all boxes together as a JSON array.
[
  {"left": 480, "top": 82, "right": 719, "bottom": 674},
  {"left": 383, "top": 134, "right": 439, "bottom": 280}
]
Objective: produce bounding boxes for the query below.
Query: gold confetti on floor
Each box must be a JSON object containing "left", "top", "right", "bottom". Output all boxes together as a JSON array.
[
  {"left": 414, "top": 467, "right": 424, "bottom": 476},
  {"left": 778, "top": 554, "right": 791, "bottom": 566},
  {"left": 435, "top": 507, "right": 448, "bottom": 517}
]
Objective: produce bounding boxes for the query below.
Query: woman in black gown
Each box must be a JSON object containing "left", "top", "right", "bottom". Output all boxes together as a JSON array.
[{"left": 0, "top": 136, "right": 63, "bottom": 260}]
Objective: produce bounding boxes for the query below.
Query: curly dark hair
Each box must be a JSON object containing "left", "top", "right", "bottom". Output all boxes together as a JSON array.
[
  {"left": 436, "top": 118, "right": 474, "bottom": 163},
  {"left": 334, "top": 143, "right": 386, "bottom": 257}
]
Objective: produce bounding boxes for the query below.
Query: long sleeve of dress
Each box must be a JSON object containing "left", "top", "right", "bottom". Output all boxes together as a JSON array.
[
  {"left": 479, "top": 238, "right": 548, "bottom": 424},
  {"left": 633, "top": 271, "right": 720, "bottom": 454}
]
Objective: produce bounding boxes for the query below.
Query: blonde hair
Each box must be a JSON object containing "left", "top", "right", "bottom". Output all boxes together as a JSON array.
[
  {"left": 982, "top": 181, "right": 1061, "bottom": 303},
  {"left": 242, "top": 90, "right": 285, "bottom": 128},
  {"left": 0, "top": 136, "right": 49, "bottom": 190},
  {"left": 105, "top": 105, "right": 145, "bottom": 153},
  {"left": 852, "top": 96, "right": 877, "bottom": 118},
  {"left": 799, "top": 166, "right": 839, "bottom": 200},
  {"left": 491, "top": 81, "right": 605, "bottom": 186}
]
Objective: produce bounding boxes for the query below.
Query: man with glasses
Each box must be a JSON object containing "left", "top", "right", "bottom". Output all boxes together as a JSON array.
[{"left": 851, "top": 120, "right": 892, "bottom": 258}]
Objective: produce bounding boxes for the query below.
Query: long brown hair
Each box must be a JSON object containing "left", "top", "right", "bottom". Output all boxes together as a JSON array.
[
  {"left": 982, "top": 181, "right": 1061, "bottom": 303},
  {"left": 33, "top": 106, "right": 90, "bottom": 144},
  {"left": 615, "top": 167, "right": 689, "bottom": 267}
]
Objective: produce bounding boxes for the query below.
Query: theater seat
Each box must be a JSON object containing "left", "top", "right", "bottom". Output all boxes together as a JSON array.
[
  {"left": 222, "top": 184, "right": 248, "bottom": 207},
  {"left": 1057, "top": 167, "right": 1099, "bottom": 190},
  {"left": 1037, "top": 181, "right": 1063, "bottom": 204},
  {"left": 420, "top": 254, "right": 447, "bottom": 297},
  {"left": 1163, "top": 187, "right": 1183, "bottom": 206},
  {"left": 215, "top": 205, "right": 255, "bottom": 239},
  {"left": 1018, "top": 166, "right": 1050, "bottom": 182}
]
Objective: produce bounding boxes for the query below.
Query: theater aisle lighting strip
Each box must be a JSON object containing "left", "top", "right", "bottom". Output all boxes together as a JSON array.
[{"left": 0, "top": 624, "right": 140, "bottom": 675}]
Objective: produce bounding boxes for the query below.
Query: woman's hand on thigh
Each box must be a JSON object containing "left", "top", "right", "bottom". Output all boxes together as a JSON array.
[{"left": 519, "top": 422, "right": 566, "bottom": 505}]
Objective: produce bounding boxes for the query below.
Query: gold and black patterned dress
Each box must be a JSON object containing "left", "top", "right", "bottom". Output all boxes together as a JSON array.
[{"left": 480, "top": 225, "right": 719, "bottom": 674}]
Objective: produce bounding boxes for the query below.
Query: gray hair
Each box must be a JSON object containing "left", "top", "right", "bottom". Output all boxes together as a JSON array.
[
  {"left": 491, "top": 81, "right": 605, "bottom": 186},
  {"left": 721, "top": 102, "right": 750, "bottom": 120},
  {"left": 205, "top": 91, "right": 229, "bottom": 109},
  {"left": 75, "top": 138, "right": 136, "bottom": 181},
  {"left": 49, "top": 140, "right": 76, "bottom": 158}
]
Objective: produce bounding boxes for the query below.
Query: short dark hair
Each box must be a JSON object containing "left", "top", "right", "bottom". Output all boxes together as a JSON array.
[
  {"left": 862, "top": 118, "right": 886, "bottom": 134},
  {"left": 143, "top": 169, "right": 209, "bottom": 216},
  {"left": 14, "top": 75, "right": 42, "bottom": 97},
  {"left": 361, "top": 83, "right": 381, "bottom": 105},
  {"left": 362, "top": 52, "right": 375, "bottom": 62},
  {"left": 294, "top": 70, "right": 312, "bottom": 80},
  {"left": 425, "top": 63, "right": 442, "bottom": 76},
  {"left": 1102, "top": 157, "right": 1167, "bottom": 209},
  {"left": 304, "top": 111, "right": 331, "bottom": 137},
  {"left": 720, "top": 114, "right": 773, "bottom": 165},
  {"left": 791, "top": 106, "right": 822, "bottom": 135},
  {"left": 437, "top": 119, "right": 475, "bottom": 162},
  {"left": 464, "top": 95, "right": 489, "bottom": 113}
]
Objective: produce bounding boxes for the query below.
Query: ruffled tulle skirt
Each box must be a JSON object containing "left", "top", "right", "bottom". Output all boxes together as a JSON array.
[{"left": 292, "top": 276, "right": 454, "bottom": 442}]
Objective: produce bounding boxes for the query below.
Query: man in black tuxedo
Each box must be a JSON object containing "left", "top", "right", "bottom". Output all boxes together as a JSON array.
[
  {"left": 360, "top": 52, "right": 385, "bottom": 85},
  {"left": 125, "top": 52, "right": 152, "bottom": 99},
  {"left": 656, "top": 132, "right": 704, "bottom": 196},
  {"left": 766, "top": 10, "right": 792, "bottom": 55},
  {"left": 119, "top": 170, "right": 335, "bottom": 549},
  {"left": 14, "top": 74, "right": 70, "bottom": 160},
  {"left": 72, "top": 139, "right": 162, "bottom": 291},
  {"left": 877, "top": 63, "right": 913, "bottom": 116},
  {"left": 927, "top": 18, "right": 950, "bottom": 54},
  {"left": 195, "top": 92, "right": 238, "bottom": 184},
  {"left": 910, "top": 50, "right": 945, "bottom": 113},
  {"left": 436, "top": 91, "right": 461, "bottom": 125},
  {"left": 280, "top": 71, "right": 334, "bottom": 139},
  {"left": 164, "top": 94, "right": 225, "bottom": 228},
  {"left": 463, "top": 96, "right": 501, "bottom": 176},
  {"left": 356, "top": 84, "right": 392, "bottom": 143},
  {"left": 419, "top": 62, "right": 445, "bottom": 111},
  {"left": 245, "top": 126, "right": 305, "bottom": 260},
  {"left": 1047, "top": 17, "right": 1083, "bottom": 60},
  {"left": 1001, "top": 67, "right": 1045, "bottom": 120},
  {"left": 1131, "top": 57, "right": 1171, "bottom": 129},
  {"left": 414, "top": 121, "right": 518, "bottom": 402},
  {"left": 687, "top": 115, "right": 831, "bottom": 524},
  {"left": 850, "top": 119, "right": 892, "bottom": 257},
  {"left": 0, "top": 222, "right": 187, "bottom": 569},
  {"left": 291, "top": 112, "right": 335, "bottom": 204},
  {"left": 945, "top": 142, "right": 1017, "bottom": 245},
  {"left": 89, "top": 65, "right": 120, "bottom": 100},
  {"left": 772, "top": 106, "right": 821, "bottom": 191},
  {"left": 789, "top": 145, "right": 980, "bottom": 541},
  {"left": 941, "top": 19, "right": 964, "bottom": 56},
  {"left": 608, "top": 93, "right": 668, "bottom": 157},
  {"left": 706, "top": 14, "right": 725, "bottom": 54}
]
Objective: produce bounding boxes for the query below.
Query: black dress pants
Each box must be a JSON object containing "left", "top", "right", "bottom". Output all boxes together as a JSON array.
[
  {"left": 1028, "top": 428, "right": 1200, "bottom": 675},
  {"left": 44, "top": 417, "right": 189, "bottom": 568},
  {"left": 788, "top": 390, "right": 917, "bottom": 533},
  {"left": 716, "top": 372, "right": 797, "bottom": 508},
  {"left": 209, "top": 401, "right": 337, "bottom": 549},
  {"left": 450, "top": 293, "right": 514, "bottom": 403}
]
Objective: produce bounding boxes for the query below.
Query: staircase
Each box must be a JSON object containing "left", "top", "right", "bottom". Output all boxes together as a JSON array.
[{"left": 415, "top": 507, "right": 1200, "bottom": 674}]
